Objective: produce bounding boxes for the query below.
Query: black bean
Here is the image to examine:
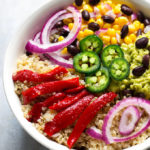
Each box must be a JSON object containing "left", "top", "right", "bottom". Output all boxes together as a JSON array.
[
  {"left": 137, "top": 11, "right": 145, "bottom": 23},
  {"left": 74, "top": 146, "right": 87, "bottom": 150},
  {"left": 71, "top": 39, "right": 78, "bottom": 46},
  {"left": 136, "top": 29, "right": 142, "bottom": 37},
  {"left": 67, "top": 45, "right": 80, "bottom": 56},
  {"left": 26, "top": 51, "right": 32, "bottom": 56},
  {"left": 135, "top": 37, "right": 149, "bottom": 49},
  {"left": 147, "top": 46, "right": 150, "bottom": 51},
  {"left": 88, "top": 22, "right": 100, "bottom": 31},
  {"left": 89, "top": 0, "right": 100, "bottom": 5},
  {"left": 121, "top": 25, "right": 129, "bottom": 39},
  {"left": 144, "top": 18, "right": 150, "bottom": 26},
  {"left": 82, "top": 10, "right": 90, "bottom": 21},
  {"left": 75, "top": 0, "right": 83, "bottom": 6},
  {"left": 134, "top": 92, "right": 145, "bottom": 98},
  {"left": 55, "top": 20, "right": 64, "bottom": 28},
  {"left": 142, "top": 54, "right": 150, "bottom": 69},
  {"left": 121, "top": 4, "right": 133, "bottom": 16},
  {"left": 51, "top": 38, "right": 58, "bottom": 43},
  {"left": 122, "top": 89, "right": 134, "bottom": 97},
  {"left": 132, "top": 66, "right": 146, "bottom": 76},
  {"left": 101, "top": 15, "right": 115, "bottom": 23},
  {"left": 59, "top": 28, "right": 69, "bottom": 37}
]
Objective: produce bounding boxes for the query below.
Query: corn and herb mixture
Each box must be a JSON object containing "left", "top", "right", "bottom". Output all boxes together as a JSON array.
[{"left": 13, "top": 0, "right": 150, "bottom": 149}]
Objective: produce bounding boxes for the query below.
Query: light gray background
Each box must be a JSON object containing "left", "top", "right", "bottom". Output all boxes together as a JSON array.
[{"left": 0, "top": 0, "right": 49, "bottom": 149}]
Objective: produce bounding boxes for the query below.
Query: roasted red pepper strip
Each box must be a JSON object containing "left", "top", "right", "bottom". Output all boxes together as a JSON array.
[
  {"left": 22, "top": 78, "right": 79, "bottom": 104},
  {"left": 65, "top": 85, "right": 85, "bottom": 94},
  {"left": 12, "top": 66, "right": 68, "bottom": 83},
  {"left": 67, "top": 92, "right": 117, "bottom": 148},
  {"left": 44, "top": 95, "right": 94, "bottom": 136},
  {"left": 49, "top": 90, "right": 89, "bottom": 111},
  {"left": 28, "top": 93, "right": 66, "bottom": 122}
]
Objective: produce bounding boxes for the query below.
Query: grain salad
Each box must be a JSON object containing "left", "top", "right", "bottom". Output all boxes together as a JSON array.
[{"left": 13, "top": 0, "right": 150, "bottom": 149}]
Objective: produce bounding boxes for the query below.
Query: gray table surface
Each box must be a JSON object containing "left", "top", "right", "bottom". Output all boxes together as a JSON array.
[{"left": 0, "top": 0, "right": 49, "bottom": 149}]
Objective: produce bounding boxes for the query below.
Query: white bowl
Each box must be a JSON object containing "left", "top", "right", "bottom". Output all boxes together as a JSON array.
[{"left": 3, "top": 0, "right": 150, "bottom": 150}]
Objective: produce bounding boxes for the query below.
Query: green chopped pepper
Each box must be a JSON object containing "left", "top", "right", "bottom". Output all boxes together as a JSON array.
[
  {"left": 85, "top": 66, "right": 110, "bottom": 93},
  {"left": 101, "top": 45, "right": 124, "bottom": 68},
  {"left": 79, "top": 35, "right": 103, "bottom": 54},
  {"left": 73, "top": 51, "right": 101, "bottom": 74},
  {"left": 109, "top": 58, "right": 130, "bottom": 81}
]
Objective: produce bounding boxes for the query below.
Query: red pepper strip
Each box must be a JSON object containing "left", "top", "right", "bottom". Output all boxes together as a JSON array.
[
  {"left": 28, "top": 93, "right": 66, "bottom": 122},
  {"left": 49, "top": 90, "right": 89, "bottom": 111},
  {"left": 44, "top": 95, "right": 94, "bottom": 136},
  {"left": 12, "top": 66, "right": 68, "bottom": 83},
  {"left": 22, "top": 78, "right": 79, "bottom": 104},
  {"left": 64, "top": 85, "right": 85, "bottom": 94},
  {"left": 67, "top": 92, "right": 117, "bottom": 148}
]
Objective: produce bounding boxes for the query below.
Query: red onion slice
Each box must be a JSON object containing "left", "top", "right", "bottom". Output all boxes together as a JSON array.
[
  {"left": 131, "top": 13, "right": 137, "bottom": 21},
  {"left": 116, "top": 33, "right": 120, "bottom": 43},
  {"left": 86, "top": 126, "right": 103, "bottom": 140},
  {"left": 44, "top": 53, "right": 73, "bottom": 68},
  {"left": 33, "top": 32, "right": 41, "bottom": 43},
  {"left": 95, "top": 28, "right": 108, "bottom": 36},
  {"left": 144, "top": 25, "right": 150, "bottom": 33},
  {"left": 106, "top": 10, "right": 116, "bottom": 19},
  {"left": 119, "top": 106, "right": 141, "bottom": 136},
  {"left": 102, "top": 97, "right": 150, "bottom": 144},
  {"left": 25, "top": 6, "right": 81, "bottom": 53}
]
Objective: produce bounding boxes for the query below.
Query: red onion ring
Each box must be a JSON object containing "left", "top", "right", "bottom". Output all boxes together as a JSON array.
[
  {"left": 86, "top": 126, "right": 103, "bottom": 140},
  {"left": 131, "top": 13, "right": 137, "bottom": 21},
  {"left": 102, "top": 97, "right": 150, "bottom": 144},
  {"left": 33, "top": 32, "right": 41, "bottom": 43},
  {"left": 25, "top": 6, "right": 81, "bottom": 53},
  {"left": 119, "top": 106, "right": 141, "bottom": 136},
  {"left": 95, "top": 28, "right": 108, "bottom": 36}
]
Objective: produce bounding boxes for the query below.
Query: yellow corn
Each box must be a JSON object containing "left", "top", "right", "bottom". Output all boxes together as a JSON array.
[
  {"left": 116, "top": 30, "right": 121, "bottom": 35},
  {"left": 113, "top": 25, "right": 120, "bottom": 30},
  {"left": 107, "top": 28, "right": 116, "bottom": 37},
  {"left": 88, "top": 18, "right": 95, "bottom": 23},
  {"left": 133, "top": 20, "right": 141, "bottom": 30},
  {"left": 124, "top": 36, "right": 132, "bottom": 44},
  {"left": 116, "top": 16, "right": 128, "bottom": 26},
  {"left": 103, "top": 23, "right": 112, "bottom": 28},
  {"left": 98, "top": 5, "right": 108, "bottom": 15},
  {"left": 129, "top": 34, "right": 136, "bottom": 42},
  {"left": 58, "top": 36, "right": 64, "bottom": 42},
  {"left": 96, "top": 18, "right": 104, "bottom": 27},
  {"left": 81, "top": 24, "right": 88, "bottom": 30},
  {"left": 77, "top": 31, "right": 84, "bottom": 40},
  {"left": 129, "top": 24, "right": 136, "bottom": 33},
  {"left": 61, "top": 48, "right": 68, "bottom": 54},
  {"left": 84, "top": 29, "right": 94, "bottom": 36},
  {"left": 113, "top": 5, "right": 121, "bottom": 14},
  {"left": 83, "top": 4, "right": 93, "bottom": 12},
  {"left": 140, "top": 23, "right": 144, "bottom": 30},
  {"left": 63, "top": 18, "right": 73, "bottom": 25},
  {"left": 96, "top": 15, "right": 101, "bottom": 20},
  {"left": 111, "top": 37, "right": 117, "bottom": 44},
  {"left": 68, "top": 23, "right": 74, "bottom": 30},
  {"left": 102, "top": 35, "right": 111, "bottom": 44}
]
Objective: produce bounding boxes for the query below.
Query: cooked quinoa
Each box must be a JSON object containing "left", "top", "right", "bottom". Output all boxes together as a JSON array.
[{"left": 14, "top": 54, "right": 150, "bottom": 150}]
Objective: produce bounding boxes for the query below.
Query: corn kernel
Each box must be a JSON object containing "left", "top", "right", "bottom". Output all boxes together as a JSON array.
[
  {"left": 83, "top": 4, "right": 93, "bottom": 12},
  {"left": 96, "top": 15, "right": 101, "bottom": 20},
  {"left": 116, "top": 17, "right": 128, "bottom": 26},
  {"left": 103, "top": 23, "right": 112, "bottom": 28},
  {"left": 113, "top": 25, "right": 120, "bottom": 30},
  {"left": 77, "top": 31, "right": 84, "bottom": 40},
  {"left": 129, "top": 34, "right": 136, "bottom": 42},
  {"left": 98, "top": 5, "right": 108, "bottom": 15},
  {"left": 129, "top": 24, "right": 136, "bottom": 33},
  {"left": 116, "top": 30, "right": 121, "bottom": 35},
  {"left": 107, "top": 28, "right": 116, "bottom": 37},
  {"left": 96, "top": 18, "right": 104, "bottom": 27},
  {"left": 81, "top": 24, "right": 88, "bottom": 30},
  {"left": 61, "top": 48, "right": 68, "bottom": 54},
  {"left": 106, "top": 0, "right": 112, "bottom": 5},
  {"left": 84, "top": 29, "right": 94, "bottom": 36},
  {"left": 68, "top": 23, "right": 74, "bottom": 30},
  {"left": 113, "top": 5, "right": 121, "bottom": 14},
  {"left": 63, "top": 18, "right": 73, "bottom": 25},
  {"left": 111, "top": 37, "right": 117, "bottom": 44},
  {"left": 133, "top": 20, "right": 141, "bottom": 30},
  {"left": 88, "top": 18, "right": 95, "bottom": 23},
  {"left": 58, "top": 36, "right": 64, "bottom": 42},
  {"left": 124, "top": 36, "right": 132, "bottom": 44},
  {"left": 102, "top": 35, "right": 111, "bottom": 44},
  {"left": 140, "top": 23, "right": 144, "bottom": 30}
]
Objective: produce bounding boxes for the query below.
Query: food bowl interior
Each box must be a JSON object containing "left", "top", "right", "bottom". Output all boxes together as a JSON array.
[{"left": 3, "top": 0, "right": 150, "bottom": 150}]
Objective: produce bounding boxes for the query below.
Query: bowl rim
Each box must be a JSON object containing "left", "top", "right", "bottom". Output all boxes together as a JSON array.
[{"left": 3, "top": 0, "right": 150, "bottom": 150}]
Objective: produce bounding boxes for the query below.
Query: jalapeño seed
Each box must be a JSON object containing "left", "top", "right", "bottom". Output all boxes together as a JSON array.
[
  {"left": 75, "top": 0, "right": 83, "bottom": 6},
  {"left": 142, "top": 54, "right": 150, "bottom": 69},
  {"left": 88, "top": 22, "right": 100, "bottom": 31},
  {"left": 135, "top": 37, "right": 149, "bottom": 49},
  {"left": 132, "top": 66, "right": 146, "bottom": 76},
  {"left": 121, "top": 4, "right": 133, "bottom": 16},
  {"left": 121, "top": 25, "right": 129, "bottom": 39},
  {"left": 101, "top": 15, "right": 115, "bottom": 23},
  {"left": 82, "top": 10, "right": 90, "bottom": 21}
]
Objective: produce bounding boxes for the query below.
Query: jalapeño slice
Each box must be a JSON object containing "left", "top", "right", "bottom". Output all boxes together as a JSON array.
[
  {"left": 109, "top": 58, "right": 130, "bottom": 81},
  {"left": 79, "top": 35, "right": 103, "bottom": 54},
  {"left": 73, "top": 51, "right": 101, "bottom": 74},
  {"left": 85, "top": 66, "right": 110, "bottom": 93},
  {"left": 101, "top": 45, "right": 124, "bottom": 68}
]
